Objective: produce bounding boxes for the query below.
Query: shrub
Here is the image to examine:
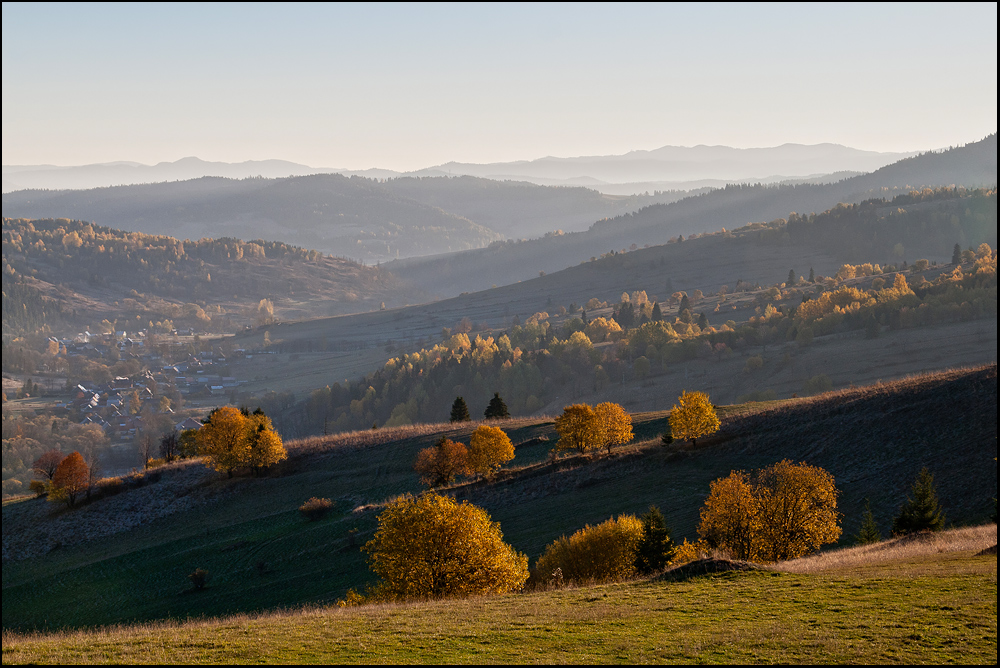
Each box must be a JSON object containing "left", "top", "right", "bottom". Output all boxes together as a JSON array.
[
  {"left": 188, "top": 568, "right": 209, "bottom": 590},
  {"left": 299, "top": 497, "right": 334, "bottom": 521},
  {"left": 146, "top": 458, "right": 166, "bottom": 469},
  {"left": 533, "top": 514, "right": 645, "bottom": 585},
  {"left": 98, "top": 476, "right": 125, "bottom": 497},
  {"left": 803, "top": 374, "right": 833, "bottom": 395},
  {"left": 29, "top": 480, "right": 48, "bottom": 498}
]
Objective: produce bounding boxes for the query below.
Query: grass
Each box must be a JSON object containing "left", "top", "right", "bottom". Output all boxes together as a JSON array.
[{"left": 2, "top": 527, "right": 995, "bottom": 664}]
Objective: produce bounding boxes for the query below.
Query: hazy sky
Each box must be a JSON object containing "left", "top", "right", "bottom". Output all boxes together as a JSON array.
[{"left": 3, "top": 3, "right": 996, "bottom": 170}]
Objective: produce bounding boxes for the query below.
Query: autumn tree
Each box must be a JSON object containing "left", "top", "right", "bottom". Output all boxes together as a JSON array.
[
  {"left": 450, "top": 396, "right": 471, "bottom": 422},
  {"left": 32, "top": 449, "right": 64, "bottom": 482},
  {"left": 467, "top": 425, "right": 514, "bottom": 479},
  {"left": 697, "top": 460, "right": 842, "bottom": 563},
  {"left": 668, "top": 390, "right": 720, "bottom": 446},
  {"left": 483, "top": 392, "right": 510, "bottom": 420},
  {"left": 50, "top": 451, "right": 90, "bottom": 507},
  {"left": 245, "top": 409, "right": 287, "bottom": 476},
  {"left": 594, "top": 402, "right": 633, "bottom": 453},
  {"left": 533, "top": 514, "right": 645, "bottom": 584},
  {"left": 892, "top": 468, "right": 945, "bottom": 535},
  {"left": 363, "top": 493, "right": 529, "bottom": 599},
  {"left": 554, "top": 404, "right": 599, "bottom": 453},
  {"left": 414, "top": 437, "right": 470, "bottom": 487},
  {"left": 196, "top": 406, "right": 251, "bottom": 478}
]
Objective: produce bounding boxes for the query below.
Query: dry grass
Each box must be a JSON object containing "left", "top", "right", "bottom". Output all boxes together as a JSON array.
[{"left": 776, "top": 524, "right": 998, "bottom": 574}]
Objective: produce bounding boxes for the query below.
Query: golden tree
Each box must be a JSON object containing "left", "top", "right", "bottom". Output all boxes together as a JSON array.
[
  {"left": 533, "top": 514, "right": 645, "bottom": 584},
  {"left": 364, "top": 493, "right": 529, "bottom": 599},
  {"left": 697, "top": 470, "right": 762, "bottom": 561},
  {"left": 594, "top": 402, "right": 633, "bottom": 453},
  {"left": 196, "top": 406, "right": 251, "bottom": 478},
  {"left": 554, "top": 404, "right": 600, "bottom": 453},
  {"left": 754, "top": 460, "right": 841, "bottom": 561},
  {"left": 50, "top": 451, "right": 90, "bottom": 507},
  {"left": 467, "top": 425, "right": 514, "bottom": 478},
  {"left": 414, "top": 437, "right": 470, "bottom": 487},
  {"left": 668, "top": 390, "right": 720, "bottom": 446},
  {"left": 697, "top": 460, "right": 841, "bottom": 563},
  {"left": 245, "top": 410, "right": 287, "bottom": 476}
]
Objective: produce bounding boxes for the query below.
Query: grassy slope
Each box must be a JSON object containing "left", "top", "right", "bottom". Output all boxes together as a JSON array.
[
  {"left": 1, "top": 366, "right": 996, "bottom": 632},
  {"left": 2, "top": 534, "right": 995, "bottom": 664}
]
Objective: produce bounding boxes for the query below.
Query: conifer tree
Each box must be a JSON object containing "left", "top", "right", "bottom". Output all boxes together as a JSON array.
[
  {"left": 855, "top": 498, "right": 882, "bottom": 544},
  {"left": 952, "top": 243, "right": 962, "bottom": 265},
  {"left": 635, "top": 505, "right": 675, "bottom": 573},
  {"left": 450, "top": 396, "right": 471, "bottom": 422},
  {"left": 484, "top": 392, "right": 509, "bottom": 420},
  {"left": 892, "top": 468, "right": 945, "bottom": 534},
  {"left": 651, "top": 302, "right": 662, "bottom": 322},
  {"left": 808, "top": 267, "right": 815, "bottom": 283}
]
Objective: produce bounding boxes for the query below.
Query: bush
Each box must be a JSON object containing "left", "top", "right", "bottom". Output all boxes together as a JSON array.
[
  {"left": 803, "top": 374, "right": 832, "bottom": 395},
  {"left": 97, "top": 476, "right": 125, "bottom": 497},
  {"left": 364, "top": 493, "right": 528, "bottom": 600},
  {"left": 29, "top": 480, "right": 48, "bottom": 498},
  {"left": 188, "top": 568, "right": 209, "bottom": 590},
  {"left": 299, "top": 497, "right": 334, "bottom": 521},
  {"left": 533, "top": 514, "right": 645, "bottom": 585}
]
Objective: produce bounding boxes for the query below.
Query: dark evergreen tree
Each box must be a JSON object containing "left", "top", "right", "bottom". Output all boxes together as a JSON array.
[
  {"left": 892, "top": 468, "right": 946, "bottom": 535},
  {"left": 952, "top": 243, "right": 962, "bottom": 265},
  {"left": 788, "top": 269, "right": 796, "bottom": 285},
  {"left": 808, "top": 267, "right": 815, "bottom": 283},
  {"left": 651, "top": 302, "right": 662, "bottom": 322},
  {"left": 450, "top": 396, "right": 470, "bottom": 422},
  {"left": 483, "top": 392, "right": 509, "bottom": 420},
  {"left": 635, "top": 505, "right": 675, "bottom": 574},
  {"left": 581, "top": 309, "right": 588, "bottom": 325},
  {"left": 855, "top": 498, "right": 882, "bottom": 544},
  {"left": 679, "top": 294, "right": 690, "bottom": 312},
  {"left": 697, "top": 312, "right": 708, "bottom": 329}
]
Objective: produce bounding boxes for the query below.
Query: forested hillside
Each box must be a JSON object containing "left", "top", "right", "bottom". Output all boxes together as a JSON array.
[
  {"left": 1, "top": 218, "right": 424, "bottom": 337},
  {"left": 391, "top": 135, "right": 997, "bottom": 295}
]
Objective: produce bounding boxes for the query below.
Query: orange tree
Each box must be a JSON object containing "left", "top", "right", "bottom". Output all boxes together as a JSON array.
[
  {"left": 363, "top": 492, "right": 529, "bottom": 599},
  {"left": 594, "top": 402, "right": 633, "bottom": 453},
  {"left": 467, "top": 425, "right": 514, "bottom": 478},
  {"left": 50, "top": 451, "right": 90, "bottom": 507},
  {"left": 414, "top": 437, "right": 470, "bottom": 487},
  {"left": 668, "top": 390, "right": 720, "bottom": 446},
  {"left": 698, "top": 460, "right": 842, "bottom": 563}
]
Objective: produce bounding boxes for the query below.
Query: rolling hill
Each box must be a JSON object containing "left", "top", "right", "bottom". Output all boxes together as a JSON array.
[{"left": 1, "top": 365, "right": 995, "bottom": 632}]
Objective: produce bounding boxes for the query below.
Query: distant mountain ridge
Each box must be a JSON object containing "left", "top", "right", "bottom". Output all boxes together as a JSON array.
[{"left": 4, "top": 142, "right": 917, "bottom": 195}]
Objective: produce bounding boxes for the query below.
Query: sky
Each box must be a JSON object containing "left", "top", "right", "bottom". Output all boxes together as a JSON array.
[{"left": 2, "top": 2, "right": 997, "bottom": 171}]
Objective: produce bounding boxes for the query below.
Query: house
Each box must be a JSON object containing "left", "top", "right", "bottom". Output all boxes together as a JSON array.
[{"left": 175, "top": 417, "right": 203, "bottom": 432}]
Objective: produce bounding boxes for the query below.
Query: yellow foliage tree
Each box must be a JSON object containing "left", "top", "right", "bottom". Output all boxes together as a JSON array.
[
  {"left": 554, "top": 404, "right": 600, "bottom": 453},
  {"left": 363, "top": 493, "right": 529, "bottom": 599},
  {"left": 697, "top": 460, "right": 842, "bottom": 563},
  {"left": 594, "top": 402, "right": 633, "bottom": 453},
  {"left": 668, "top": 391, "right": 720, "bottom": 446},
  {"left": 533, "top": 514, "right": 645, "bottom": 584},
  {"left": 245, "top": 410, "right": 287, "bottom": 476},
  {"left": 196, "top": 406, "right": 251, "bottom": 478},
  {"left": 467, "top": 425, "right": 514, "bottom": 478}
]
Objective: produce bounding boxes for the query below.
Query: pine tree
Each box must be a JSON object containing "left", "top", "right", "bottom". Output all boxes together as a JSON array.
[
  {"left": 808, "top": 267, "right": 815, "bottom": 283},
  {"left": 635, "top": 505, "right": 675, "bottom": 573},
  {"left": 788, "top": 269, "right": 796, "bottom": 285},
  {"left": 855, "top": 498, "right": 882, "bottom": 544},
  {"left": 892, "top": 468, "right": 945, "bottom": 535},
  {"left": 952, "top": 243, "right": 962, "bottom": 265},
  {"left": 450, "top": 396, "right": 471, "bottom": 422},
  {"left": 651, "top": 302, "right": 662, "bottom": 322},
  {"left": 484, "top": 393, "right": 509, "bottom": 420}
]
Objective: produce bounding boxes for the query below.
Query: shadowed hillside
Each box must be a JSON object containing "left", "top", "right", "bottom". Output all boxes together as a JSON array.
[{"left": 2, "top": 366, "right": 994, "bottom": 630}]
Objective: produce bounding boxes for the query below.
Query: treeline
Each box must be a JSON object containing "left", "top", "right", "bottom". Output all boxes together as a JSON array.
[
  {"left": 778, "top": 187, "right": 996, "bottom": 262},
  {"left": 270, "top": 242, "right": 996, "bottom": 438}
]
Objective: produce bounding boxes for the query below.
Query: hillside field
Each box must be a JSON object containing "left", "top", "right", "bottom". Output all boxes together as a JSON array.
[{"left": 2, "top": 365, "right": 995, "bottom": 634}]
